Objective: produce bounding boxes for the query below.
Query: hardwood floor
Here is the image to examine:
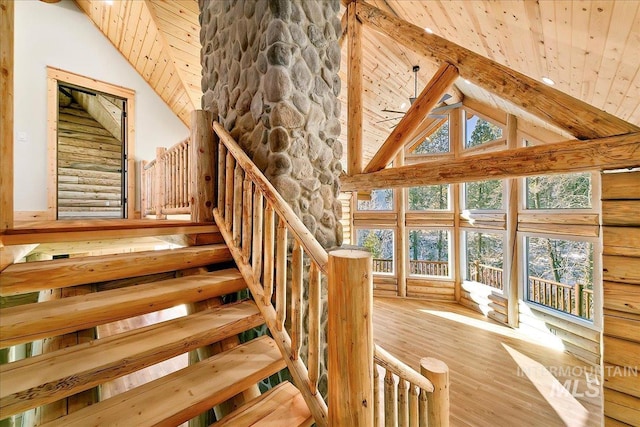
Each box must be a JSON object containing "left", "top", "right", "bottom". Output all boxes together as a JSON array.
[{"left": 373, "top": 297, "right": 602, "bottom": 427}]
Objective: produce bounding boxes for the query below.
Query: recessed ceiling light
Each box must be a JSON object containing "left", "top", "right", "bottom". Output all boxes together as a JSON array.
[
  {"left": 400, "top": 102, "right": 406, "bottom": 109},
  {"left": 425, "top": 27, "right": 434, "bottom": 34},
  {"left": 542, "top": 76, "right": 555, "bottom": 86}
]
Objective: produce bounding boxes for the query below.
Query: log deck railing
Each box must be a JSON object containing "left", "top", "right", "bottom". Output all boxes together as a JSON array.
[
  {"left": 373, "top": 259, "right": 449, "bottom": 276},
  {"left": 211, "top": 121, "right": 449, "bottom": 426},
  {"left": 141, "top": 138, "right": 190, "bottom": 218}
]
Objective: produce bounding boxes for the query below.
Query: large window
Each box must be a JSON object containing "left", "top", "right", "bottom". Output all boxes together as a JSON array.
[
  {"left": 356, "top": 228, "right": 395, "bottom": 274},
  {"left": 465, "top": 112, "right": 503, "bottom": 149},
  {"left": 526, "top": 173, "right": 592, "bottom": 209},
  {"left": 408, "top": 185, "right": 450, "bottom": 211},
  {"left": 357, "top": 189, "right": 393, "bottom": 211},
  {"left": 408, "top": 229, "right": 450, "bottom": 277},
  {"left": 465, "top": 231, "right": 504, "bottom": 291},
  {"left": 526, "top": 237, "right": 594, "bottom": 321},
  {"left": 465, "top": 180, "right": 503, "bottom": 210},
  {"left": 413, "top": 119, "right": 450, "bottom": 154}
]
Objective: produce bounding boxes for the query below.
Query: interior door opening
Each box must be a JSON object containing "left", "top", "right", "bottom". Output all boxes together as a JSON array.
[{"left": 56, "top": 83, "right": 127, "bottom": 219}]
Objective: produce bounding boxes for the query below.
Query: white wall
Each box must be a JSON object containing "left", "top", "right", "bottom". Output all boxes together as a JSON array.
[{"left": 14, "top": 0, "right": 189, "bottom": 212}]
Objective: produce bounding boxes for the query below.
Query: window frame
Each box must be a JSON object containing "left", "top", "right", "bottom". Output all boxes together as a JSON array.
[
  {"left": 519, "top": 231, "right": 602, "bottom": 331},
  {"left": 406, "top": 184, "right": 452, "bottom": 212},
  {"left": 461, "top": 228, "right": 507, "bottom": 294},
  {"left": 354, "top": 226, "right": 397, "bottom": 277},
  {"left": 406, "top": 227, "right": 453, "bottom": 280}
]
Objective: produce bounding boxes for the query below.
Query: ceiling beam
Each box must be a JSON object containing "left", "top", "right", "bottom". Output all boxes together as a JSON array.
[
  {"left": 364, "top": 62, "right": 458, "bottom": 173},
  {"left": 355, "top": 1, "right": 640, "bottom": 140},
  {"left": 341, "top": 132, "right": 640, "bottom": 191}
]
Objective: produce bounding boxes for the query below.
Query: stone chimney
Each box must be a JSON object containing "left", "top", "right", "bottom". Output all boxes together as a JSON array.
[{"left": 200, "top": 0, "right": 343, "bottom": 248}]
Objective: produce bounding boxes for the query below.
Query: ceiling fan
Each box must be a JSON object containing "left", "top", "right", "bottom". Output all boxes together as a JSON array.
[{"left": 377, "top": 65, "right": 461, "bottom": 128}]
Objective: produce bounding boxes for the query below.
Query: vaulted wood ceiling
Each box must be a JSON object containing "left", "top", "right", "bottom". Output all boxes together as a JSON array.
[{"left": 73, "top": 0, "right": 640, "bottom": 163}]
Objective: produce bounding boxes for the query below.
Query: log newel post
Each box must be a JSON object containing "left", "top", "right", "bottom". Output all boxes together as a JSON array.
[
  {"left": 420, "top": 357, "right": 450, "bottom": 427},
  {"left": 154, "top": 147, "right": 167, "bottom": 220},
  {"left": 328, "top": 249, "right": 374, "bottom": 426},
  {"left": 190, "top": 110, "right": 216, "bottom": 223}
]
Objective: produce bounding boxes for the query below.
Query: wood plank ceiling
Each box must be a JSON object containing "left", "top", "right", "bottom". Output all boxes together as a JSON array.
[
  {"left": 74, "top": 0, "right": 201, "bottom": 126},
  {"left": 72, "top": 0, "right": 640, "bottom": 164}
]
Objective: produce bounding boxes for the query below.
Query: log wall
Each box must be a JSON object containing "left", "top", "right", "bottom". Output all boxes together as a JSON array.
[
  {"left": 601, "top": 170, "right": 640, "bottom": 426},
  {"left": 57, "top": 103, "right": 123, "bottom": 218}
]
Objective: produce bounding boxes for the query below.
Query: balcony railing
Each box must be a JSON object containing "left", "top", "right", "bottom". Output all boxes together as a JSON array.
[
  {"left": 528, "top": 276, "right": 594, "bottom": 320},
  {"left": 141, "top": 138, "right": 190, "bottom": 218},
  {"left": 469, "top": 261, "right": 504, "bottom": 291},
  {"left": 373, "top": 259, "right": 449, "bottom": 276}
]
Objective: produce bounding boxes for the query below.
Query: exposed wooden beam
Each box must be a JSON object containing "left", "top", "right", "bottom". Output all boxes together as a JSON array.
[
  {"left": 347, "top": 1, "right": 363, "bottom": 175},
  {"left": 364, "top": 63, "right": 459, "bottom": 173},
  {"left": 0, "top": 0, "right": 13, "bottom": 232},
  {"left": 356, "top": 1, "right": 640, "bottom": 140},
  {"left": 341, "top": 132, "right": 640, "bottom": 191}
]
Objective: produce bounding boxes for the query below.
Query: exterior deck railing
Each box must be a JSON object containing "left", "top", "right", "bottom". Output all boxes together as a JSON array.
[
  {"left": 469, "top": 261, "right": 504, "bottom": 291},
  {"left": 372, "top": 259, "right": 449, "bottom": 276}
]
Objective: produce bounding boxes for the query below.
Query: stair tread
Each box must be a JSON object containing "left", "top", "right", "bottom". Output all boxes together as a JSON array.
[
  {"left": 212, "top": 382, "right": 314, "bottom": 427},
  {"left": 0, "top": 268, "right": 246, "bottom": 348},
  {"left": 0, "top": 244, "right": 232, "bottom": 296},
  {"left": 39, "top": 336, "right": 286, "bottom": 427},
  {"left": 0, "top": 300, "right": 263, "bottom": 417}
]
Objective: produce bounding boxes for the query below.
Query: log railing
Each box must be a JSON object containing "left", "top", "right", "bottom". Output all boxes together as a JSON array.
[
  {"left": 372, "top": 259, "right": 449, "bottom": 276},
  {"left": 374, "top": 345, "right": 449, "bottom": 427},
  {"left": 141, "top": 138, "right": 190, "bottom": 218},
  {"left": 211, "top": 121, "right": 449, "bottom": 426},
  {"left": 469, "top": 261, "right": 504, "bottom": 291},
  {"left": 529, "top": 276, "right": 594, "bottom": 320}
]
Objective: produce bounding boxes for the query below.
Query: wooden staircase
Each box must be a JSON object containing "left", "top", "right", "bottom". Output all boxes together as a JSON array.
[{"left": 0, "top": 227, "right": 313, "bottom": 426}]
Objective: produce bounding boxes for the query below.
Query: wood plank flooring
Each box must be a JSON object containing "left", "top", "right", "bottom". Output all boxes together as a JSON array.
[{"left": 373, "top": 297, "right": 602, "bottom": 427}]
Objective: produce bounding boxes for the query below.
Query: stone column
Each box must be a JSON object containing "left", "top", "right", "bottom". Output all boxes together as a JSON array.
[{"left": 200, "top": 0, "right": 343, "bottom": 248}]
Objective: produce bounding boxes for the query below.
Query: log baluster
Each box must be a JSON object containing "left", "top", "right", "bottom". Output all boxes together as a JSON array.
[
  {"left": 262, "top": 203, "right": 275, "bottom": 305},
  {"left": 275, "top": 217, "right": 287, "bottom": 330},
  {"left": 308, "top": 262, "right": 321, "bottom": 394},
  {"left": 291, "top": 240, "right": 303, "bottom": 360}
]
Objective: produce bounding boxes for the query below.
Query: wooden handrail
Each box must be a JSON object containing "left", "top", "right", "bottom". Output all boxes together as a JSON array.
[
  {"left": 213, "top": 121, "right": 329, "bottom": 273},
  {"left": 211, "top": 121, "right": 449, "bottom": 426},
  {"left": 375, "top": 344, "right": 434, "bottom": 393}
]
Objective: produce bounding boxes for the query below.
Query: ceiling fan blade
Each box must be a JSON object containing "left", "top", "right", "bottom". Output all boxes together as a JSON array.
[
  {"left": 439, "top": 93, "right": 452, "bottom": 103},
  {"left": 381, "top": 109, "right": 407, "bottom": 114},
  {"left": 431, "top": 102, "right": 463, "bottom": 113},
  {"left": 375, "top": 117, "right": 402, "bottom": 124}
]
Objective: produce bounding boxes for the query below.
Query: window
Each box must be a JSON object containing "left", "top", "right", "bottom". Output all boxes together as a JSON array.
[
  {"left": 526, "top": 173, "right": 592, "bottom": 209},
  {"left": 413, "top": 119, "right": 449, "bottom": 154},
  {"left": 357, "top": 189, "right": 393, "bottom": 211},
  {"left": 408, "top": 229, "right": 450, "bottom": 277},
  {"left": 465, "top": 112, "right": 503, "bottom": 149},
  {"left": 526, "top": 237, "right": 594, "bottom": 321},
  {"left": 408, "top": 185, "right": 450, "bottom": 210},
  {"left": 465, "top": 180, "right": 503, "bottom": 210},
  {"left": 356, "top": 228, "right": 395, "bottom": 274},
  {"left": 465, "top": 231, "right": 504, "bottom": 290}
]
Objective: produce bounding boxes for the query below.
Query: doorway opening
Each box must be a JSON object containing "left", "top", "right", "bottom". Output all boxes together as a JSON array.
[
  {"left": 57, "top": 84, "right": 127, "bottom": 219},
  {"left": 47, "top": 67, "right": 136, "bottom": 220}
]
